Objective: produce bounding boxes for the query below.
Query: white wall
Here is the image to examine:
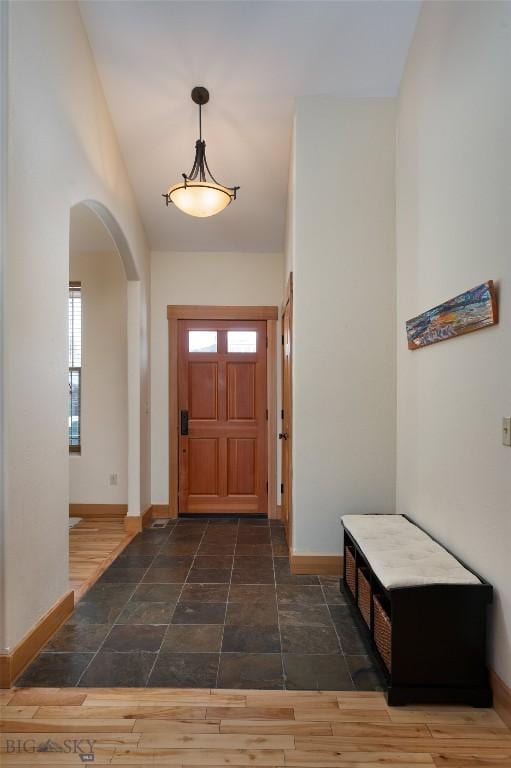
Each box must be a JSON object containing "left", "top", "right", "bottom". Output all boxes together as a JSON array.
[
  {"left": 284, "top": 121, "right": 296, "bottom": 279},
  {"left": 0, "top": 0, "right": 8, "bottom": 649},
  {"left": 69, "top": 251, "right": 128, "bottom": 505},
  {"left": 150, "top": 250, "right": 284, "bottom": 505},
  {"left": 2, "top": 0, "right": 150, "bottom": 654},
  {"left": 396, "top": 1, "right": 511, "bottom": 687},
  {"left": 292, "top": 97, "right": 396, "bottom": 556}
]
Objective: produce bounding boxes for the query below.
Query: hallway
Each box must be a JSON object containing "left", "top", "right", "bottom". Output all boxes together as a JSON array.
[{"left": 16, "top": 519, "right": 384, "bottom": 691}]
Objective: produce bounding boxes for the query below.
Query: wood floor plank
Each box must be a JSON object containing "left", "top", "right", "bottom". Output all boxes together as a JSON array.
[
  {"left": 0, "top": 719, "right": 136, "bottom": 732},
  {"left": 206, "top": 707, "right": 295, "bottom": 721},
  {"left": 83, "top": 692, "right": 246, "bottom": 708},
  {"left": 9, "top": 690, "right": 87, "bottom": 707},
  {"left": 283, "top": 751, "right": 434, "bottom": 766},
  {"left": 112, "top": 747, "right": 286, "bottom": 764},
  {"left": 137, "top": 733, "right": 295, "bottom": 750},
  {"left": 429, "top": 724, "right": 511, "bottom": 739},
  {"left": 293, "top": 708, "right": 392, "bottom": 723},
  {"left": 330, "top": 722, "right": 431, "bottom": 738},
  {"left": 294, "top": 736, "right": 511, "bottom": 754},
  {"left": 35, "top": 706, "right": 207, "bottom": 721},
  {"left": 387, "top": 708, "right": 506, "bottom": 726},
  {"left": 337, "top": 694, "right": 387, "bottom": 710},
  {"left": 0, "top": 706, "right": 38, "bottom": 720},
  {"left": 1, "top": 732, "right": 139, "bottom": 745},
  {"left": 2, "top": 687, "right": 510, "bottom": 767},
  {"left": 220, "top": 720, "right": 332, "bottom": 736},
  {"left": 133, "top": 719, "right": 220, "bottom": 734},
  {"left": 432, "top": 755, "right": 511, "bottom": 767}
]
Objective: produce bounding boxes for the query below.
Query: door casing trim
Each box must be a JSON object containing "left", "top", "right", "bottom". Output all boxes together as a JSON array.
[
  {"left": 167, "top": 305, "right": 278, "bottom": 518},
  {"left": 281, "top": 274, "right": 293, "bottom": 546}
]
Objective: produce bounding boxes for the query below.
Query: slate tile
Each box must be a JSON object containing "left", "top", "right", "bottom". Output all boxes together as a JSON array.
[
  {"left": 283, "top": 654, "right": 354, "bottom": 691},
  {"left": 110, "top": 554, "right": 154, "bottom": 569},
  {"left": 66, "top": 601, "right": 125, "bottom": 626},
  {"left": 44, "top": 624, "right": 110, "bottom": 652},
  {"left": 273, "top": 558, "right": 320, "bottom": 585},
  {"left": 143, "top": 564, "right": 191, "bottom": 583},
  {"left": 83, "top": 583, "right": 135, "bottom": 605},
  {"left": 131, "top": 583, "right": 183, "bottom": 603},
  {"left": 172, "top": 602, "right": 226, "bottom": 625},
  {"left": 186, "top": 568, "right": 232, "bottom": 583},
  {"left": 225, "top": 602, "right": 278, "bottom": 626},
  {"left": 16, "top": 653, "right": 94, "bottom": 687},
  {"left": 180, "top": 583, "right": 230, "bottom": 603},
  {"left": 222, "top": 626, "right": 281, "bottom": 653},
  {"left": 116, "top": 601, "right": 175, "bottom": 625},
  {"left": 278, "top": 604, "right": 333, "bottom": 627},
  {"left": 193, "top": 555, "right": 234, "bottom": 570},
  {"left": 277, "top": 585, "right": 325, "bottom": 605},
  {"left": 329, "top": 605, "right": 372, "bottom": 654},
  {"left": 97, "top": 566, "right": 146, "bottom": 583},
  {"left": 280, "top": 625, "right": 341, "bottom": 654},
  {"left": 79, "top": 651, "right": 156, "bottom": 686},
  {"left": 217, "top": 653, "right": 283, "bottom": 690},
  {"left": 103, "top": 624, "right": 166, "bottom": 652},
  {"left": 228, "top": 584, "right": 276, "bottom": 603},
  {"left": 148, "top": 653, "right": 219, "bottom": 687},
  {"left": 163, "top": 625, "right": 223, "bottom": 653},
  {"left": 346, "top": 654, "right": 386, "bottom": 691}
]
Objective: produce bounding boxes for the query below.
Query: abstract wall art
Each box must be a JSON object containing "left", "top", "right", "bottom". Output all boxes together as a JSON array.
[{"left": 406, "top": 280, "right": 498, "bottom": 350}]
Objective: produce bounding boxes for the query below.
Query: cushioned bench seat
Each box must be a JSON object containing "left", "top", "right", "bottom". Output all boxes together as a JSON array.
[
  {"left": 341, "top": 514, "right": 480, "bottom": 589},
  {"left": 340, "top": 513, "right": 492, "bottom": 706}
]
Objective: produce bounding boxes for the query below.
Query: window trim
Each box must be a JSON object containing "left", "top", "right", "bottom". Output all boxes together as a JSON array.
[{"left": 69, "top": 282, "right": 82, "bottom": 454}]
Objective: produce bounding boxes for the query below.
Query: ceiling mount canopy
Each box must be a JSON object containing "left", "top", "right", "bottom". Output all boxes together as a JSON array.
[{"left": 163, "top": 86, "right": 239, "bottom": 218}]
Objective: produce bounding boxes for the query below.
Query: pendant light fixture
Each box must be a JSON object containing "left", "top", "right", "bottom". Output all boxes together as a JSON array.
[{"left": 163, "top": 86, "right": 239, "bottom": 218}]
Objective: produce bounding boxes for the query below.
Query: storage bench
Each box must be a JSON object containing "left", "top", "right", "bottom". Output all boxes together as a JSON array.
[{"left": 341, "top": 514, "right": 493, "bottom": 707}]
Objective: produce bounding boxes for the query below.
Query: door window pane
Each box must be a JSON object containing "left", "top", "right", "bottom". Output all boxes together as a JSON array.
[
  {"left": 227, "top": 330, "right": 257, "bottom": 353},
  {"left": 189, "top": 330, "right": 217, "bottom": 353}
]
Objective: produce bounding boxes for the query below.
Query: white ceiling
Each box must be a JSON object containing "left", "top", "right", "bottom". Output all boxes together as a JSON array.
[{"left": 80, "top": 1, "right": 420, "bottom": 253}]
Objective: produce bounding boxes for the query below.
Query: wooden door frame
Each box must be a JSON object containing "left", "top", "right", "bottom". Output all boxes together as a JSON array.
[
  {"left": 167, "top": 305, "right": 279, "bottom": 518},
  {"left": 281, "top": 274, "right": 293, "bottom": 546}
]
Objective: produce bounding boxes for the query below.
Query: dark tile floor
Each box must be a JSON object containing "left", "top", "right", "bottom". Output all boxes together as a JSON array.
[{"left": 16, "top": 517, "right": 385, "bottom": 690}]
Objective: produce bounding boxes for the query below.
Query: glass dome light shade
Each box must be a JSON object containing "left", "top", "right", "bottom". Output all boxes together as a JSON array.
[{"left": 168, "top": 181, "right": 232, "bottom": 218}]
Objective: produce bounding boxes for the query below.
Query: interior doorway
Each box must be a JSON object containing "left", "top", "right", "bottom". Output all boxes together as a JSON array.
[
  {"left": 168, "top": 306, "right": 278, "bottom": 517},
  {"left": 68, "top": 202, "right": 131, "bottom": 593}
]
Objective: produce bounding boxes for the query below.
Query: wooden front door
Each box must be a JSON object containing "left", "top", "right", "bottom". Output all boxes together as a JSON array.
[
  {"left": 178, "top": 319, "right": 268, "bottom": 514},
  {"left": 281, "top": 276, "right": 293, "bottom": 535}
]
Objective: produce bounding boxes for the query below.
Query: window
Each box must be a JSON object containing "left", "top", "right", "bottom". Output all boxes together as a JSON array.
[
  {"left": 69, "top": 282, "right": 81, "bottom": 452},
  {"left": 227, "top": 330, "right": 257, "bottom": 353},
  {"left": 188, "top": 330, "right": 217, "bottom": 353}
]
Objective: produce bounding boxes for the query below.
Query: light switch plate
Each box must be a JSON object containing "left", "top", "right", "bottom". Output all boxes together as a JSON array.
[{"left": 503, "top": 418, "right": 511, "bottom": 447}]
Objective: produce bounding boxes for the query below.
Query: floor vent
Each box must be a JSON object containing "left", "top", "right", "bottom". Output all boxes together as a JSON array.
[{"left": 150, "top": 519, "right": 169, "bottom": 529}]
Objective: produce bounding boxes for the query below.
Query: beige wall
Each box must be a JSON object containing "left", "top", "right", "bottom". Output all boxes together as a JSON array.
[
  {"left": 150, "top": 250, "right": 284, "bottom": 506},
  {"left": 396, "top": 1, "right": 511, "bottom": 687},
  {"left": 69, "top": 251, "right": 128, "bottom": 505},
  {"left": 1, "top": 1, "right": 149, "bottom": 654},
  {"left": 291, "top": 97, "right": 397, "bottom": 556}
]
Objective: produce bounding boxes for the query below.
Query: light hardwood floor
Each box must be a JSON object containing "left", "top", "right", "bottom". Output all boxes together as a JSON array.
[
  {"left": 1, "top": 688, "right": 510, "bottom": 765},
  {"left": 69, "top": 518, "right": 133, "bottom": 600}
]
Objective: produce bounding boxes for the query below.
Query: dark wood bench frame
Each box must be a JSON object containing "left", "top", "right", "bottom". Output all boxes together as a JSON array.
[{"left": 342, "top": 514, "right": 493, "bottom": 707}]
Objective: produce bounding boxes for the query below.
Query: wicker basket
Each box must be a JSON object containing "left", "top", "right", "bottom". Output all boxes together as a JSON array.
[
  {"left": 345, "top": 548, "right": 356, "bottom": 597},
  {"left": 357, "top": 567, "right": 371, "bottom": 628},
  {"left": 373, "top": 595, "right": 392, "bottom": 672}
]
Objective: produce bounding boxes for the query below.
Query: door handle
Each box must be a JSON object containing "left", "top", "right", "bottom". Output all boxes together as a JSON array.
[
  {"left": 279, "top": 432, "right": 289, "bottom": 440},
  {"left": 180, "top": 410, "right": 189, "bottom": 436}
]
